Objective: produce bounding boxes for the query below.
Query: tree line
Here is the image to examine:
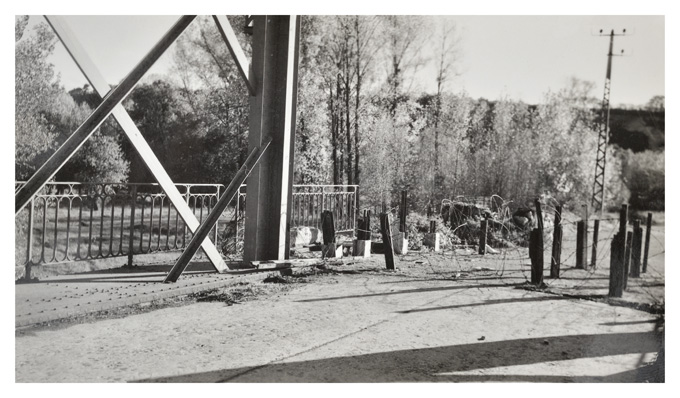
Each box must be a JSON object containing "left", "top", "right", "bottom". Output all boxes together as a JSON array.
[{"left": 15, "top": 15, "right": 664, "bottom": 212}]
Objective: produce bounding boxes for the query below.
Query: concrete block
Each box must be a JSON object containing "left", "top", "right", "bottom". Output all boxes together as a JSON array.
[
  {"left": 322, "top": 243, "right": 343, "bottom": 259},
  {"left": 423, "top": 233, "right": 440, "bottom": 252},
  {"left": 353, "top": 240, "right": 371, "bottom": 258},
  {"left": 393, "top": 232, "right": 408, "bottom": 255}
]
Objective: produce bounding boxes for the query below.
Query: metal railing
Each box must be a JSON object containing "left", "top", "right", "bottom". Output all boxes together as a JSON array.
[
  {"left": 232, "top": 184, "right": 357, "bottom": 248},
  {"left": 15, "top": 182, "right": 357, "bottom": 269},
  {"left": 14, "top": 182, "right": 225, "bottom": 268}
]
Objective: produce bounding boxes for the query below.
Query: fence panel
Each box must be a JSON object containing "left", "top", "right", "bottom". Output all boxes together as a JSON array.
[{"left": 16, "top": 182, "right": 357, "bottom": 268}]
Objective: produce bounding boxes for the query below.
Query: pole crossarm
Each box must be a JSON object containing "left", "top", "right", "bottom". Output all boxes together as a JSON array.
[
  {"left": 213, "top": 15, "right": 255, "bottom": 96},
  {"left": 44, "top": 15, "right": 227, "bottom": 271},
  {"left": 15, "top": 15, "right": 196, "bottom": 215},
  {"left": 164, "top": 136, "right": 273, "bottom": 283}
]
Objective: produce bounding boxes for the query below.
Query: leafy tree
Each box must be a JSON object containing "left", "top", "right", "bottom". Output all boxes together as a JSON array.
[
  {"left": 15, "top": 18, "right": 60, "bottom": 180},
  {"left": 294, "top": 16, "right": 332, "bottom": 184},
  {"left": 621, "top": 149, "right": 664, "bottom": 210},
  {"left": 170, "top": 16, "right": 249, "bottom": 184},
  {"left": 645, "top": 95, "right": 664, "bottom": 112}
]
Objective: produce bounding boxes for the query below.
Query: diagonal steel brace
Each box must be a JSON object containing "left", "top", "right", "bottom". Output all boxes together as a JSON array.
[
  {"left": 15, "top": 15, "right": 196, "bottom": 215},
  {"left": 164, "top": 136, "right": 272, "bottom": 282},
  {"left": 44, "top": 15, "right": 227, "bottom": 271}
]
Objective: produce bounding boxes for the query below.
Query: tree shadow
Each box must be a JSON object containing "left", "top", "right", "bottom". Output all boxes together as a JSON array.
[{"left": 132, "top": 331, "right": 662, "bottom": 383}]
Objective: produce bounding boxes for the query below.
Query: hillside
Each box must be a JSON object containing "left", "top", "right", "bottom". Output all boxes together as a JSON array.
[{"left": 608, "top": 108, "right": 665, "bottom": 152}]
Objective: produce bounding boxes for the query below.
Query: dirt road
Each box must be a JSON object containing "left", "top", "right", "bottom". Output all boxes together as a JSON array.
[{"left": 16, "top": 261, "right": 663, "bottom": 382}]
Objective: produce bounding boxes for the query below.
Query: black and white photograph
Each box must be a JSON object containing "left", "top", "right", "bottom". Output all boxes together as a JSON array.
[{"left": 11, "top": 1, "right": 670, "bottom": 386}]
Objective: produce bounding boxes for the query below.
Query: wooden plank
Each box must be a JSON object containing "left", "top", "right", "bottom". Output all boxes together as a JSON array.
[
  {"left": 45, "top": 15, "right": 226, "bottom": 272},
  {"left": 212, "top": 15, "right": 255, "bottom": 96},
  {"left": 16, "top": 16, "right": 196, "bottom": 214},
  {"left": 164, "top": 138, "right": 272, "bottom": 283}
]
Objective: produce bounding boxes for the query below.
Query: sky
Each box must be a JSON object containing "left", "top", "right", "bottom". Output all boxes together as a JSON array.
[{"left": 24, "top": 14, "right": 664, "bottom": 107}]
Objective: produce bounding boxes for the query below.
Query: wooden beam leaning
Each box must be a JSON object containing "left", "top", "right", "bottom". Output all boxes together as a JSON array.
[
  {"left": 15, "top": 16, "right": 196, "bottom": 215},
  {"left": 164, "top": 137, "right": 272, "bottom": 283},
  {"left": 212, "top": 15, "right": 255, "bottom": 96},
  {"left": 45, "top": 15, "right": 226, "bottom": 272}
]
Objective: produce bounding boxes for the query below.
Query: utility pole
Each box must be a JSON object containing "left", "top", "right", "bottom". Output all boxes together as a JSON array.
[{"left": 591, "top": 29, "right": 626, "bottom": 217}]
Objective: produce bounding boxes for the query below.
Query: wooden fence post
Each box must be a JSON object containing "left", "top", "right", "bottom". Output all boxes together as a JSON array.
[
  {"left": 623, "top": 230, "right": 633, "bottom": 290},
  {"left": 609, "top": 204, "right": 628, "bottom": 297},
  {"left": 366, "top": 210, "right": 372, "bottom": 239},
  {"left": 576, "top": 221, "right": 586, "bottom": 269},
  {"left": 479, "top": 218, "right": 488, "bottom": 255},
  {"left": 321, "top": 210, "right": 337, "bottom": 259},
  {"left": 631, "top": 220, "right": 643, "bottom": 278},
  {"left": 399, "top": 190, "right": 408, "bottom": 237},
  {"left": 591, "top": 219, "right": 600, "bottom": 268},
  {"left": 609, "top": 231, "right": 625, "bottom": 297},
  {"left": 357, "top": 213, "right": 365, "bottom": 241},
  {"left": 643, "top": 212, "right": 652, "bottom": 273},
  {"left": 530, "top": 199, "right": 544, "bottom": 285},
  {"left": 126, "top": 185, "right": 137, "bottom": 268},
  {"left": 550, "top": 205, "right": 562, "bottom": 278},
  {"left": 380, "top": 213, "right": 395, "bottom": 270}
]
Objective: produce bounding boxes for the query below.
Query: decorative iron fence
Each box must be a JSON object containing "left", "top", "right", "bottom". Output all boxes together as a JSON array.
[
  {"left": 232, "top": 184, "right": 357, "bottom": 250},
  {"left": 15, "top": 182, "right": 357, "bottom": 268},
  {"left": 14, "top": 182, "right": 224, "bottom": 268}
]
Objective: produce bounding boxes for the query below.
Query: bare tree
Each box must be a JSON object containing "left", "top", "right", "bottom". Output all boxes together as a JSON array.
[{"left": 431, "top": 19, "right": 462, "bottom": 196}]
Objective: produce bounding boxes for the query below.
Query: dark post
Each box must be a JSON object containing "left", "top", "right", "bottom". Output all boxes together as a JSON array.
[
  {"left": 631, "top": 220, "right": 643, "bottom": 278},
  {"left": 609, "top": 204, "right": 628, "bottom": 297},
  {"left": 591, "top": 219, "right": 600, "bottom": 268},
  {"left": 550, "top": 205, "right": 562, "bottom": 278},
  {"left": 583, "top": 205, "right": 589, "bottom": 267},
  {"left": 399, "top": 190, "right": 408, "bottom": 238},
  {"left": 576, "top": 221, "right": 585, "bottom": 269},
  {"left": 530, "top": 198, "right": 544, "bottom": 285},
  {"left": 430, "top": 220, "right": 436, "bottom": 234},
  {"left": 321, "top": 210, "right": 336, "bottom": 259},
  {"left": 478, "top": 218, "right": 488, "bottom": 255},
  {"left": 127, "top": 186, "right": 137, "bottom": 268},
  {"left": 619, "top": 204, "right": 628, "bottom": 235},
  {"left": 357, "top": 218, "right": 365, "bottom": 241},
  {"left": 530, "top": 229, "right": 544, "bottom": 285},
  {"left": 535, "top": 199, "right": 544, "bottom": 231},
  {"left": 623, "top": 230, "right": 633, "bottom": 290},
  {"left": 358, "top": 211, "right": 365, "bottom": 240},
  {"left": 380, "top": 213, "right": 395, "bottom": 270},
  {"left": 643, "top": 212, "right": 652, "bottom": 273},
  {"left": 366, "top": 210, "right": 372, "bottom": 240},
  {"left": 608, "top": 231, "right": 625, "bottom": 297}
]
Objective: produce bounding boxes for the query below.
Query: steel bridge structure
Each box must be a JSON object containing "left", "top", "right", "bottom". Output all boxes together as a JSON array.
[{"left": 15, "top": 15, "right": 302, "bottom": 282}]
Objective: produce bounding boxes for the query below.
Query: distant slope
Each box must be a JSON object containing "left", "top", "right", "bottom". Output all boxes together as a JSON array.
[{"left": 607, "top": 108, "right": 665, "bottom": 152}]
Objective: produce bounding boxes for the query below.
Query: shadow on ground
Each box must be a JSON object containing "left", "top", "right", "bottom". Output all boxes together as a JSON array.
[{"left": 133, "top": 331, "right": 663, "bottom": 383}]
